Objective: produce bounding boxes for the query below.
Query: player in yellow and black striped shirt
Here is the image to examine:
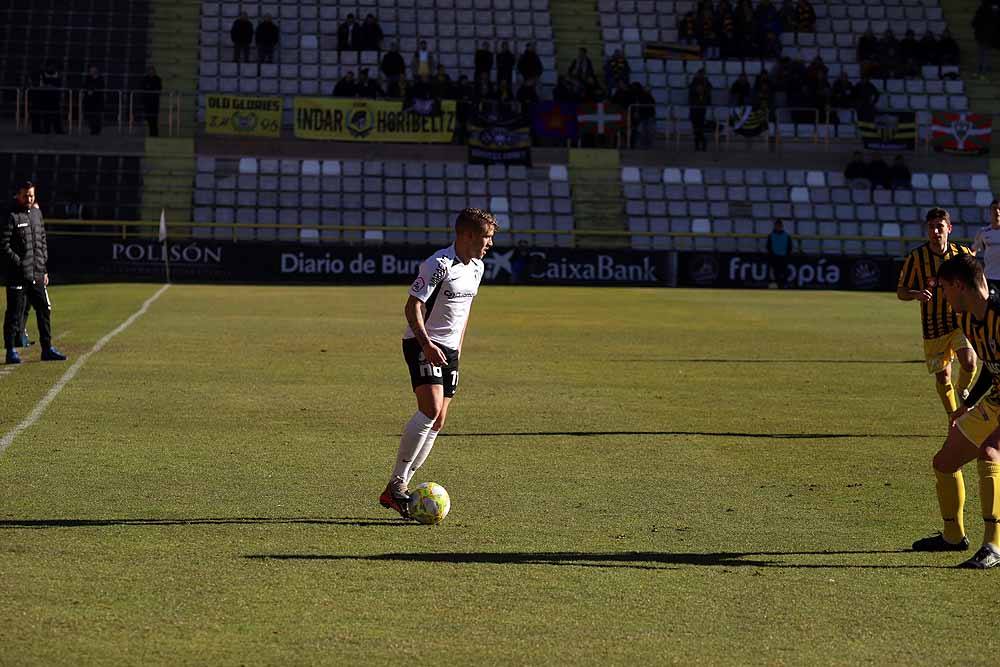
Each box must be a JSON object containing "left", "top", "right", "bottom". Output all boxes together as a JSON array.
[
  {"left": 910, "top": 253, "right": 1000, "bottom": 568},
  {"left": 897, "top": 207, "right": 977, "bottom": 419}
]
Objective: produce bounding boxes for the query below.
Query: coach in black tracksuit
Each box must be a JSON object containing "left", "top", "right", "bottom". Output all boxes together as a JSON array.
[{"left": 2, "top": 181, "right": 66, "bottom": 364}]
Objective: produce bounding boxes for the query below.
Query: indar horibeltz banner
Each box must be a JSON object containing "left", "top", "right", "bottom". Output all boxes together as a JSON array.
[
  {"left": 204, "top": 94, "right": 282, "bottom": 137},
  {"left": 467, "top": 113, "right": 532, "bottom": 166},
  {"left": 293, "top": 98, "right": 456, "bottom": 142}
]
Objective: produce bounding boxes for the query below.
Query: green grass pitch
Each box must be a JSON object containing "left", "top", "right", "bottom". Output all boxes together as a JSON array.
[{"left": 1, "top": 283, "right": 997, "bottom": 664}]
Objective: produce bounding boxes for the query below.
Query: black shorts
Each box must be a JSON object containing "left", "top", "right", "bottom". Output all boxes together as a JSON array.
[{"left": 402, "top": 337, "right": 460, "bottom": 397}]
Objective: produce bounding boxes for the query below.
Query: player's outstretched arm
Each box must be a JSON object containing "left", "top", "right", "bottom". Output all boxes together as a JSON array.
[
  {"left": 405, "top": 295, "right": 447, "bottom": 366},
  {"left": 897, "top": 285, "right": 932, "bottom": 302}
]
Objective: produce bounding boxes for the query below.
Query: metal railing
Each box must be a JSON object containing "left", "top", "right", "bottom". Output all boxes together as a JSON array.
[{"left": 42, "top": 217, "right": 938, "bottom": 258}]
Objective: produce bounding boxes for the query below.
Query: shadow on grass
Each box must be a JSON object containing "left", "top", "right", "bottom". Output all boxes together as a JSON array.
[
  {"left": 611, "top": 358, "right": 923, "bottom": 365},
  {"left": 0, "top": 517, "right": 413, "bottom": 529},
  {"left": 439, "top": 430, "right": 938, "bottom": 440},
  {"left": 244, "top": 549, "right": 954, "bottom": 570}
]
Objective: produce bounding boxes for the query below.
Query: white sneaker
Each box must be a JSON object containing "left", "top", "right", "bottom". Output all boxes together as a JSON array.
[{"left": 958, "top": 543, "right": 1000, "bottom": 569}]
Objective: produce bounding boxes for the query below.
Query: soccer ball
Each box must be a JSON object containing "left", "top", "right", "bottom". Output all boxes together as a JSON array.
[{"left": 409, "top": 482, "right": 451, "bottom": 524}]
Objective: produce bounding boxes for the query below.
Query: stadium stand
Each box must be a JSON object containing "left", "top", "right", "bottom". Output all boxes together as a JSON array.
[
  {"left": 0, "top": 152, "right": 143, "bottom": 221},
  {"left": 622, "top": 165, "right": 995, "bottom": 255},
  {"left": 198, "top": 0, "right": 559, "bottom": 121},
  {"left": 0, "top": 1, "right": 151, "bottom": 90},
  {"left": 598, "top": 0, "right": 968, "bottom": 138},
  {"left": 193, "top": 157, "right": 575, "bottom": 246}
]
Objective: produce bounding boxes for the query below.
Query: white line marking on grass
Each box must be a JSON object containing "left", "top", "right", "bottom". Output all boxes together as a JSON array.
[{"left": 0, "top": 284, "right": 171, "bottom": 458}]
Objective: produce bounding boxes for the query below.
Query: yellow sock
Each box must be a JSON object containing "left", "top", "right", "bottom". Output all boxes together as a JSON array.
[
  {"left": 935, "top": 381, "right": 958, "bottom": 414},
  {"left": 958, "top": 364, "right": 976, "bottom": 397},
  {"left": 935, "top": 469, "right": 966, "bottom": 544},
  {"left": 978, "top": 460, "right": 1000, "bottom": 548}
]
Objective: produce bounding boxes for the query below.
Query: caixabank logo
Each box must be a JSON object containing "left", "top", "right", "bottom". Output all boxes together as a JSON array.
[{"left": 851, "top": 259, "right": 881, "bottom": 290}]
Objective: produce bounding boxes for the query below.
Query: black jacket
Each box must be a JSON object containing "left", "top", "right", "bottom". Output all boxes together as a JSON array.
[{"left": 2, "top": 201, "right": 48, "bottom": 285}]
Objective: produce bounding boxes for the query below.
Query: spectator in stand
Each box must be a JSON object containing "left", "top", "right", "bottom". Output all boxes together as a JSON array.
[
  {"left": 497, "top": 42, "right": 515, "bottom": 88},
  {"left": 868, "top": 154, "right": 891, "bottom": 191},
  {"left": 754, "top": 0, "right": 782, "bottom": 54},
  {"left": 729, "top": 72, "right": 751, "bottom": 105},
  {"left": 880, "top": 29, "right": 901, "bottom": 78},
  {"left": 677, "top": 10, "right": 697, "bottom": 46},
  {"left": 496, "top": 80, "right": 516, "bottom": 114},
  {"left": 604, "top": 49, "right": 630, "bottom": 92},
  {"left": 938, "top": 28, "right": 961, "bottom": 67},
  {"left": 766, "top": 219, "right": 793, "bottom": 288},
  {"left": 920, "top": 30, "right": 941, "bottom": 66},
  {"left": 689, "top": 69, "right": 712, "bottom": 152},
  {"left": 610, "top": 81, "right": 634, "bottom": 111},
  {"left": 337, "top": 14, "right": 359, "bottom": 52},
  {"left": 844, "top": 151, "right": 869, "bottom": 185},
  {"left": 412, "top": 40, "right": 436, "bottom": 79},
  {"left": 762, "top": 31, "right": 782, "bottom": 59},
  {"left": 779, "top": 0, "right": 798, "bottom": 32},
  {"left": 333, "top": 71, "right": 357, "bottom": 97},
  {"left": 406, "top": 74, "right": 437, "bottom": 114},
  {"left": 796, "top": 0, "right": 816, "bottom": 32},
  {"left": 569, "top": 48, "right": 596, "bottom": 88},
  {"left": 890, "top": 155, "right": 913, "bottom": 190},
  {"left": 381, "top": 41, "right": 406, "bottom": 91},
  {"left": 697, "top": 1, "right": 721, "bottom": 59},
  {"left": 753, "top": 68, "right": 774, "bottom": 108},
  {"left": 582, "top": 74, "right": 606, "bottom": 103},
  {"left": 830, "top": 71, "right": 854, "bottom": 110},
  {"left": 853, "top": 74, "right": 880, "bottom": 122},
  {"left": 734, "top": 0, "right": 756, "bottom": 57},
  {"left": 899, "top": 29, "right": 920, "bottom": 77},
  {"left": 431, "top": 65, "right": 453, "bottom": 100},
  {"left": 256, "top": 14, "right": 279, "bottom": 63},
  {"left": 475, "top": 42, "right": 494, "bottom": 82},
  {"left": 810, "top": 70, "right": 832, "bottom": 118},
  {"left": 857, "top": 28, "right": 879, "bottom": 75},
  {"left": 359, "top": 14, "right": 384, "bottom": 52},
  {"left": 37, "top": 61, "right": 64, "bottom": 135},
  {"left": 82, "top": 65, "right": 104, "bottom": 136},
  {"left": 973, "top": 1, "right": 997, "bottom": 76},
  {"left": 140, "top": 65, "right": 162, "bottom": 137},
  {"left": 516, "top": 78, "right": 539, "bottom": 113},
  {"left": 553, "top": 75, "right": 578, "bottom": 103},
  {"left": 805, "top": 55, "right": 828, "bottom": 86},
  {"left": 517, "top": 43, "right": 543, "bottom": 83},
  {"left": 356, "top": 68, "right": 383, "bottom": 98},
  {"left": 631, "top": 82, "right": 657, "bottom": 148},
  {"left": 716, "top": 0, "right": 736, "bottom": 58},
  {"left": 230, "top": 11, "right": 254, "bottom": 63},
  {"left": 473, "top": 73, "right": 496, "bottom": 104}
]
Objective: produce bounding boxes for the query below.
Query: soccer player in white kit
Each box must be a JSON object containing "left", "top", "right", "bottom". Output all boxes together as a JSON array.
[
  {"left": 972, "top": 199, "right": 1000, "bottom": 296},
  {"left": 380, "top": 208, "right": 499, "bottom": 518}
]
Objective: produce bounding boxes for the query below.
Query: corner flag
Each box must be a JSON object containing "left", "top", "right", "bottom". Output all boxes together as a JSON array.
[{"left": 158, "top": 208, "right": 167, "bottom": 242}]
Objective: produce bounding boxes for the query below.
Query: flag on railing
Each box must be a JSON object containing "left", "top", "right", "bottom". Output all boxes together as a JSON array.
[
  {"left": 532, "top": 102, "right": 578, "bottom": 139},
  {"left": 577, "top": 103, "right": 625, "bottom": 136},
  {"left": 931, "top": 112, "right": 992, "bottom": 155},
  {"left": 467, "top": 117, "right": 532, "bottom": 166},
  {"left": 856, "top": 111, "right": 916, "bottom": 151},
  {"left": 729, "top": 105, "right": 768, "bottom": 137}
]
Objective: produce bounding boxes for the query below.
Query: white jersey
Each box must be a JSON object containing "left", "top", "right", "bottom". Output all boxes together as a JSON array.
[
  {"left": 973, "top": 226, "right": 1000, "bottom": 280},
  {"left": 403, "top": 244, "right": 484, "bottom": 350}
]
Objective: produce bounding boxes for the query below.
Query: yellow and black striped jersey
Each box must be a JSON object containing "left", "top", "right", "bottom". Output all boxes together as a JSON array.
[
  {"left": 958, "top": 296, "right": 1000, "bottom": 394},
  {"left": 898, "top": 242, "right": 972, "bottom": 339}
]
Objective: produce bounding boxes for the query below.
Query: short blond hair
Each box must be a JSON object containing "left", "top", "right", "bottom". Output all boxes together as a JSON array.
[{"left": 456, "top": 207, "right": 500, "bottom": 234}]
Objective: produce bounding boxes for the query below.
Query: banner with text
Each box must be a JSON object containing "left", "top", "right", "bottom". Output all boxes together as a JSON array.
[
  {"left": 677, "top": 252, "right": 901, "bottom": 291},
  {"left": 293, "top": 97, "right": 457, "bottom": 142},
  {"left": 856, "top": 111, "right": 916, "bottom": 151},
  {"left": 47, "top": 238, "right": 674, "bottom": 287},
  {"left": 204, "top": 94, "right": 282, "bottom": 137}
]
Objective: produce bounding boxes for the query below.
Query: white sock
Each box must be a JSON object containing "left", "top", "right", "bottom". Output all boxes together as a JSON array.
[
  {"left": 406, "top": 429, "right": 440, "bottom": 484},
  {"left": 391, "top": 411, "right": 436, "bottom": 481}
]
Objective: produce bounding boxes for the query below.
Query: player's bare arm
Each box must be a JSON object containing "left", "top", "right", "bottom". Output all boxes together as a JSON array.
[
  {"left": 405, "top": 294, "right": 447, "bottom": 365},
  {"left": 897, "top": 285, "right": 932, "bottom": 302}
]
